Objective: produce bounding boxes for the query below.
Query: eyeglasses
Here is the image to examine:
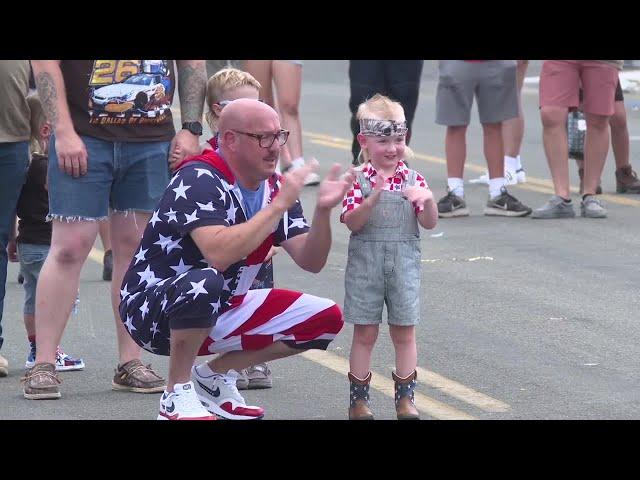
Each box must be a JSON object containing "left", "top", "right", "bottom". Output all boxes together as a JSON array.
[
  {"left": 217, "top": 98, "right": 265, "bottom": 108},
  {"left": 232, "top": 129, "right": 290, "bottom": 148}
]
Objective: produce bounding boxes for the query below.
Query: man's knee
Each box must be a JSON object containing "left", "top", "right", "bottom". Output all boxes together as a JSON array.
[
  {"left": 540, "top": 107, "right": 567, "bottom": 129},
  {"left": 321, "top": 303, "right": 344, "bottom": 334}
]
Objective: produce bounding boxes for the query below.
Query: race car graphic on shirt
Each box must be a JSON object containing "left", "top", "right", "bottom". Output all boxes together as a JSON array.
[{"left": 88, "top": 60, "right": 174, "bottom": 125}]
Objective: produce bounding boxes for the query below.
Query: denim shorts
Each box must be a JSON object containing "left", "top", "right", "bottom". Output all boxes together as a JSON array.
[
  {"left": 17, "top": 243, "right": 49, "bottom": 315},
  {"left": 47, "top": 134, "right": 171, "bottom": 220}
]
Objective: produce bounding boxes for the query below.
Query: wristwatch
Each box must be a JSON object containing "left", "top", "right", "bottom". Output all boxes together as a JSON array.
[{"left": 182, "top": 121, "right": 203, "bottom": 136}]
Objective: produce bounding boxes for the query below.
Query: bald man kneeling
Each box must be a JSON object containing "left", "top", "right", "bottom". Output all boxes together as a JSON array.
[{"left": 118, "top": 99, "right": 355, "bottom": 420}]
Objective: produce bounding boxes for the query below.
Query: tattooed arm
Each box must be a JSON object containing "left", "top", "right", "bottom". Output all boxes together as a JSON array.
[
  {"left": 169, "top": 60, "right": 206, "bottom": 171},
  {"left": 31, "top": 60, "right": 87, "bottom": 178}
]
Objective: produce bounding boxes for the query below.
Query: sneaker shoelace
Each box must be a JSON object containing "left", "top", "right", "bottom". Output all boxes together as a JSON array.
[
  {"left": 247, "top": 363, "right": 270, "bottom": 376},
  {"left": 220, "top": 373, "right": 246, "bottom": 404},
  {"left": 21, "top": 366, "right": 61, "bottom": 385},
  {"left": 124, "top": 362, "right": 163, "bottom": 380},
  {"left": 174, "top": 388, "right": 208, "bottom": 414}
]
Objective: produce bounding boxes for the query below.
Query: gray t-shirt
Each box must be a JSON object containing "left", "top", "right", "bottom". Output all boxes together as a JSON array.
[{"left": 0, "top": 60, "right": 30, "bottom": 143}]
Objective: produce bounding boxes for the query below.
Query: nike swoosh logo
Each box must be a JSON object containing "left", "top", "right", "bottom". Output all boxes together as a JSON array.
[
  {"left": 197, "top": 379, "right": 221, "bottom": 398},
  {"left": 165, "top": 402, "right": 175, "bottom": 413}
]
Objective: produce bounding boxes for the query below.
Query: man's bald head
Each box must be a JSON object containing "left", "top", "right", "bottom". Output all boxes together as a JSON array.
[{"left": 218, "top": 98, "right": 279, "bottom": 133}]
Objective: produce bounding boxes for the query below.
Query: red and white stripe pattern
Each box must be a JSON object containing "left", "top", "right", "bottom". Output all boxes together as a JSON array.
[
  {"left": 340, "top": 160, "right": 428, "bottom": 221},
  {"left": 198, "top": 289, "right": 343, "bottom": 355}
]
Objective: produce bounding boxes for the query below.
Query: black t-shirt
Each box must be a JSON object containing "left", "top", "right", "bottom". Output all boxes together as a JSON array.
[
  {"left": 61, "top": 60, "right": 176, "bottom": 142},
  {"left": 16, "top": 153, "right": 51, "bottom": 246}
]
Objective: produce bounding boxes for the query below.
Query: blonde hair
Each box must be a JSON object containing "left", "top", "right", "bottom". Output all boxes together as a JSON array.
[
  {"left": 355, "top": 93, "right": 413, "bottom": 164},
  {"left": 205, "top": 68, "right": 261, "bottom": 132},
  {"left": 27, "top": 94, "right": 47, "bottom": 155}
]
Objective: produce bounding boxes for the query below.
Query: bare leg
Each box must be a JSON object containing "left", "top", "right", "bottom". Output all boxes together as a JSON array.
[
  {"left": 168, "top": 327, "right": 211, "bottom": 391},
  {"left": 503, "top": 60, "right": 528, "bottom": 158},
  {"left": 483, "top": 122, "right": 505, "bottom": 179},
  {"left": 109, "top": 211, "right": 151, "bottom": 365},
  {"left": 98, "top": 219, "right": 111, "bottom": 251},
  {"left": 610, "top": 100, "right": 630, "bottom": 170},
  {"left": 24, "top": 314, "right": 35, "bottom": 337},
  {"left": 349, "top": 324, "right": 379, "bottom": 378},
  {"left": 34, "top": 220, "right": 98, "bottom": 364},
  {"left": 208, "top": 341, "right": 304, "bottom": 373},
  {"left": 273, "top": 61, "right": 303, "bottom": 160},
  {"left": 243, "top": 60, "right": 274, "bottom": 107},
  {"left": 445, "top": 125, "right": 468, "bottom": 178},
  {"left": 389, "top": 325, "right": 417, "bottom": 378},
  {"left": 583, "top": 112, "right": 611, "bottom": 196},
  {"left": 541, "top": 106, "right": 571, "bottom": 198}
]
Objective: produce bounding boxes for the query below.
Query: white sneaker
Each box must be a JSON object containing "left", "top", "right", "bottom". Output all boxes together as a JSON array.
[
  {"left": 191, "top": 366, "right": 265, "bottom": 420},
  {"left": 468, "top": 172, "right": 490, "bottom": 185},
  {"left": 469, "top": 169, "right": 526, "bottom": 186},
  {"left": 289, "top": 163, "right": 320, "bottom": 186},
  {"left": 157, "top": 381, "right": 217, "bottom": 420}
]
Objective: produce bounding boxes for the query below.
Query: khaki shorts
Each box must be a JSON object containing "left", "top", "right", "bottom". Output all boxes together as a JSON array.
[{"left": 436, "top": 60, "right": 518, "bottom": 126}]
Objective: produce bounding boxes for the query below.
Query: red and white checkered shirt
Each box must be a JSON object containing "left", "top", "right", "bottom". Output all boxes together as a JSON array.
[{"left": 340, "top": 161, "right": 428, "bottom": 222}]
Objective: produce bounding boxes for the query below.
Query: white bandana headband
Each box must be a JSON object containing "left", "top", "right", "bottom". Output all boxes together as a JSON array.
[{"left": 359, "top": 118, "right": 408, "bottom": 137}]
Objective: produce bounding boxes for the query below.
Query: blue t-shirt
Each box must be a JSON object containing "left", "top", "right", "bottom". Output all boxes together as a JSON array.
[{"left": 238, "top": 181, "right": 265, "bottom": 220}]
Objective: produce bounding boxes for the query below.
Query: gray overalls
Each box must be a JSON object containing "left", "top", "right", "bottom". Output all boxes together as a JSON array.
[{"left": 343, "top": 169, "right": 421, "bottom": 326}]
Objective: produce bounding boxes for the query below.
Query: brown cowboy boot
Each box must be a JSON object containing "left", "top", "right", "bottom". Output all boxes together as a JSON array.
[
  {"left": 616, "top": 165, "right": 640, "bottom": 193},
  {"left": 393, "top": 370, "right": 420, "bottom": 420},
  {"left": 348, "top": 372, "right": 374, "bottom": 420}
]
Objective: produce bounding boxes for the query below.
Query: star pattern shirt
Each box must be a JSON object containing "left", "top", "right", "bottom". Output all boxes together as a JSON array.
[
  {"left": 120, "top": 151, "right": 310, "bottom": 319},
  {"left": 340, "top": 160, "right": 428, "bottom": 222}
]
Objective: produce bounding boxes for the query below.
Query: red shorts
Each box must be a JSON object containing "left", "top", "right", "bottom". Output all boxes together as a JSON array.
[{"left": 539, "top": 60, "right": 619, "bottom": 116}]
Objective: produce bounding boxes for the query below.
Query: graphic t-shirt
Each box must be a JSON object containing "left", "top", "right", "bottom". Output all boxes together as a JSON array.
[{"left": 61, "top": 60, "right": 176, "bottom": 142}]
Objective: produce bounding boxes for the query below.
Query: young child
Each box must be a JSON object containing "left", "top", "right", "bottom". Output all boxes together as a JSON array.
[
  {"left": 9, "top": 94, "right": 85, "bottom": 372},
  {"left": 174, "top": 68, "right": 275, "bottom": 391},
  {"left": 341, "top": 94, "right": 438, "bottom": 420}
]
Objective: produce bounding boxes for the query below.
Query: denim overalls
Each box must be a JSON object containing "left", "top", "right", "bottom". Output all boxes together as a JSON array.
[{"left": 343, "top": 169, "right": 421, "bottom": 326}]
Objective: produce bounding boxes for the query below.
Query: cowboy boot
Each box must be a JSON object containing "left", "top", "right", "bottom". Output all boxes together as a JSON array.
[
  {"left": 393, "top": 370, "right": 420, "bottom": 420},
  {"left": 348, "top": 372, "right": 374, "bottom": 420}
]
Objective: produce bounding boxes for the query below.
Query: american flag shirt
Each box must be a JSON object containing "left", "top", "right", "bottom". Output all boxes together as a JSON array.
[
  {"left": 119, "top": 149, "right": 310, "bottom": 321},
  {"left": 340, "top": 160, "right": 428, "bottom": 222}
]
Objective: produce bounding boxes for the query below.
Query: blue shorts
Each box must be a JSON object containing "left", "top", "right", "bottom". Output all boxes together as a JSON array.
[
  {"left": 47, "top": 134, "right": 171, "bottom": 220},
  {"left": 17, "top": 243, "right": 49, "bottom": 315}
]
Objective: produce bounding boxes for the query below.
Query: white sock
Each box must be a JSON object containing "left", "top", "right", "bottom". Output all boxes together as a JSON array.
[
  {"left": 505, "top": 155, "right": 518, "bottom": 172},
  {"left": 489, "top": 177, "right": 506, "bottom": 199},
  {"left": 447, "top": 178, "right": 464, "bottom": 197},
  {"left": 516, "top": 155, "right": 522, "bottom": 170},
  {"left": 195, "top": 362, "right": 217, "bottom": 378},
  {"left": 291, "top": 157, "right": 305, "bottom": 169}
]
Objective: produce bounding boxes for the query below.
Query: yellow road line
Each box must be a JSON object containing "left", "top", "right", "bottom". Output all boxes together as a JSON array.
[
  {"left": 310, "top": 139, "right": 351, "bottom": 150},
  {"left": 88, "top": 247, "right": 104, "bottom": 265},
  {"left": 302, "top": 349, "right": 476, "bottom": 420},
  {"left": 304, "top": 130, "right": 640, "bottom": 207},
  {"left": 416, "top": 367, "right": 509, "bottom": 413}
]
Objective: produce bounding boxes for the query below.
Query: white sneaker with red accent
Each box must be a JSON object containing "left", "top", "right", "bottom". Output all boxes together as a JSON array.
[
  {"left": 157, "top": 381, "right": 217, "bottom": 420},
  {"left": 191, "top": 366, "right": 265, "bottom": 420}
]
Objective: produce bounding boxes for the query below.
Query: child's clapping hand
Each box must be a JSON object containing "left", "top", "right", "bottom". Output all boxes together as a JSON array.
[{"left": 403, "top": 185, "right": 433, "bottom": 211}]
